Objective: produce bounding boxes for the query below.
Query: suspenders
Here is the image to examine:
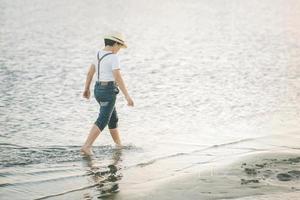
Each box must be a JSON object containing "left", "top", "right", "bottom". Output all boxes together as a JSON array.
[{"left": 97, "top": 52, "right": 113, "bottom": 81}]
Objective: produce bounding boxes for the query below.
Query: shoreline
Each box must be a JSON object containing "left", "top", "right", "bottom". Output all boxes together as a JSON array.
[{"left": 1, "top": 133, "right": 299, "bottom": 200}]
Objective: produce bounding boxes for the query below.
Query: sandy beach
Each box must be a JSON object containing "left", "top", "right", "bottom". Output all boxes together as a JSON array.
[
  {"left": 123, "top": 152, "right": 300, "bottom": 200},
  {"left": 108, "top": 132, "right": 300, "bottom": 200}
]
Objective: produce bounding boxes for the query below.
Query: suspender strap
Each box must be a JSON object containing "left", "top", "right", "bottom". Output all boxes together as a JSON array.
[{"left": 97, "top": 52, "right": 113, "bottom": 81}]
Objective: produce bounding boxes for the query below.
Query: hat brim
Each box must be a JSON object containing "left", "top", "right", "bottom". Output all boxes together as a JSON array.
[
  {"left": 104, "top": 36, "right": 127, "bottom": 48},
  {"left": 121, "top": 43, "right": 127, "bottom": 48}
]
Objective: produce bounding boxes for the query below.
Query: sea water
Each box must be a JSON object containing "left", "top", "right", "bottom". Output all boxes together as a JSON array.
[{"left": 1, "top": 0, "right": 299, "bottom": 199}]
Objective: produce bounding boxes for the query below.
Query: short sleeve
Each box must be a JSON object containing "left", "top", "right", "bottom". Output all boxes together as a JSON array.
[
  {"left": 111, "top": 55, "right": 120, "bottom": 70},
  {"left": 92, "top": 51, "right": 98, "bottom": 66}
]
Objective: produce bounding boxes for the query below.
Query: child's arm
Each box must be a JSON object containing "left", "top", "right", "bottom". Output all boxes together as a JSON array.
[
  {"left": 113, "top": 69, "right": 134, "bottom": 106},
  {"left": 83, "top": 64, "right": 95, "bottom": 99}
]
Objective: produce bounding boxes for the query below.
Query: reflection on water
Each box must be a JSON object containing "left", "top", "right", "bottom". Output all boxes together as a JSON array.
[
  {"left": 0, "top": 146, "right": 126, "bottom": 200},
  {"left": 81, "top": 148, "right": 123, "bottom": 199}
]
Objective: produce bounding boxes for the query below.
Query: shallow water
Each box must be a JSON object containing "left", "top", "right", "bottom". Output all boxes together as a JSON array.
[{"left": 1, "top": 0, "right": 300, "bottom": 199}]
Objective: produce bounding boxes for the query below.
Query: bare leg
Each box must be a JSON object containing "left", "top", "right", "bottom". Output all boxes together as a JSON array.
[
  {"left": 109, "top": 128, "right": 122, "bottom": 147},
  {"left": 81, "top": 124, "right": 101, "bottom": 155}
]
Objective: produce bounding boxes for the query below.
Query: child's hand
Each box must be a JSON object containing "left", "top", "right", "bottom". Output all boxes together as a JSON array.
[
  {"left": 83, "top": 89, "right": 90, "bottom": 99},
  {"left": 125, "top": 95, "right": 134, "bottom": 107}
]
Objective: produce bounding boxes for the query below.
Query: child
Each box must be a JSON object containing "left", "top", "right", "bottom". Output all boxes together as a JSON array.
[{"left": 81, "top": 32, "right": 134, "bottom": 156}]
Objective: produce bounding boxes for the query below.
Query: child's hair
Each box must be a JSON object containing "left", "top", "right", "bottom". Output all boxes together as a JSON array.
[{"left": 104, "top": 39, "right": 122, "bottom": 46}]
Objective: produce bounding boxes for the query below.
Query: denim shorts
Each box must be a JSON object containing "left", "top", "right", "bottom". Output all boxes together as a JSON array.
[{"left": 94, "top": 81, "right": 120, "bottom": 131}]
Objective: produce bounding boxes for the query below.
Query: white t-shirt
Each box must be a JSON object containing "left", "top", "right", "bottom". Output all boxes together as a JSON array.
[{"left": 93, "top": 50, "right": 120, "bottom": 81}]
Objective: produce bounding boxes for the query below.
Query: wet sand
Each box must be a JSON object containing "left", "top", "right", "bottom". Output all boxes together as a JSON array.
[
  {"left": 117, "top": 152, "right": 300, "bottom": 200},
  {"left": 107, "top": 131, "right": 300, "bottom": 200}
]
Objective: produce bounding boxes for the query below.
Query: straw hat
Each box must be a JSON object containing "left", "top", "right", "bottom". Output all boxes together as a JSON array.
[{"left": 104, "top": 32, "right": 127, "bottom": 48}]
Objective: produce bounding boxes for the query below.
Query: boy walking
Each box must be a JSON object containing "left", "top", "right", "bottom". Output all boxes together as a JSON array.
[{"left": 81, "top": 33, "right": 134, "bottom": 156}]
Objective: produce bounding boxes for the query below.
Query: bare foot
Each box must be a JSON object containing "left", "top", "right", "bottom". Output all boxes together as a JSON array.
[
  {"left": 80, "top": 146, "right": 94, "bottom": 156},
  {"left": 115, "top": 144, "right": 123, "bottom": 149}
]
